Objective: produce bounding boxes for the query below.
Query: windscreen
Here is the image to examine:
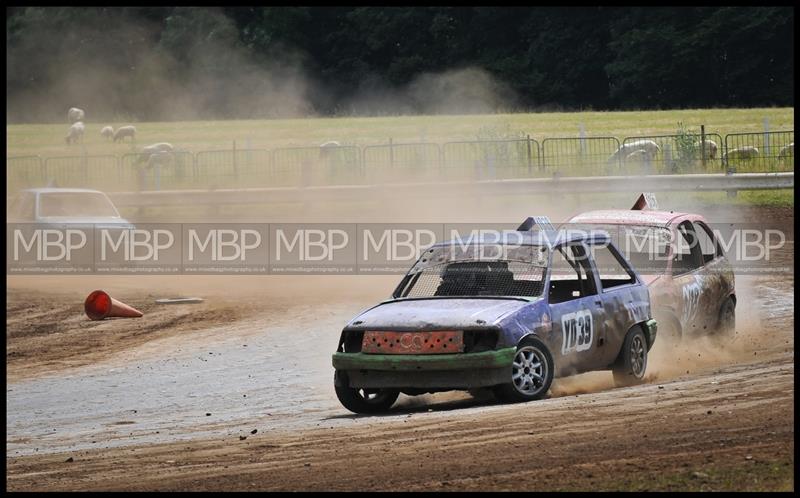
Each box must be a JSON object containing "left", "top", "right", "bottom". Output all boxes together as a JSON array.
[
  {"left": 400, "top": 259, "right": 546, "bottom": 298},
  {"left": 39, "top": 192, "right": 119, "bottom": 218}
]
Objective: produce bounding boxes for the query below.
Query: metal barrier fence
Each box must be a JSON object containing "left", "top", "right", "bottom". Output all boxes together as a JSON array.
[
  {"left": 442, "top": 138, "right": 541, "bottom": 180},
  {"left": 121, "top": 151, "right": 196, "bottom": 191},
  {"left": 43, "top": 155, "right": 120, "bottom": 190},
  {"left": 194, "top": 149, "right": 272, "bottom": 188},
  {"left": 6, "top": 130, "right": 795, "bottom": 191},
  {"left": 362, "top": 142, "right": 442, "bottom": 182},
  {"left": 272, "top": 145, "right": 361, "bottom": 186},
  {"left": 724, "top": 131, "right": 794, "bottom": 173},
  {"left": 7, "top": 156, "right": 45, "bottom": 192},
  {"left": 620, "top": 133, "right": 725, "bottom": 174},
  {"left": 541, "top": 137, "right": 621, "bottom": 176}
]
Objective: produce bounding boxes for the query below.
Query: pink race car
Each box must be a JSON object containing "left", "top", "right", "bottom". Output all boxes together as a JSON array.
[{"left": 567, "top": 193, "right": 736, "bottom": 341}]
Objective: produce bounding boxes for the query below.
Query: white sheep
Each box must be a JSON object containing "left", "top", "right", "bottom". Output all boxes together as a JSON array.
[
  {"left": 136, "top": 142, "right": 175, "bottom": 163},
  {"left": 608, "top": 139, "right": 661, "bottom": 164},
  {"left": 64, "top": 121, "right": 85, "bottom": 144},
  {"left": 319, "top": 140, "right": 341, "bottom": 160},
  {"left": 68, "top": 107, "right": 85, "bottom": 123},
  {"left": 778, "top": 142, "right": 794, "bottom": 160},
  {"left": 624, "top": 149, "right": 651, "bottom": 163},
  {"left": 723, "top": 146, "right": 759, "bottom": 163},
  {"left": 694, "top": 139, "right": 718, "bottom": 159},
  {"left": 113, "top": 125, "right": 137, "bottom": 143},
  {"left": 146, "top": 150, "right": 174, "bottom": 168},
  {"left": 100, "top": 126, "right": 114, "bottom": 140}
]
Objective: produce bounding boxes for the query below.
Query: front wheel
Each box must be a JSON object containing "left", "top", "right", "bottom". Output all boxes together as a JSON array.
[
  {"left": 334, "top": 373, "right": 399, "bottom": 414},
  {"left": 613, "top": 326, "right": 648, "bottom": 387},
  {"left": 493, "top": 337, "right": 554, "bottom": 403}
]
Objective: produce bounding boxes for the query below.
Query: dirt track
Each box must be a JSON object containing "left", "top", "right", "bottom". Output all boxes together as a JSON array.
[{"left": 5, "top": 204, "right": 795, "bottom": 491}]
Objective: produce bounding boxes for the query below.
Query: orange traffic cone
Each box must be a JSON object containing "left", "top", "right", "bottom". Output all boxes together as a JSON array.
[{"left": 84, "top": 290, "right": 143, "bottom": 320}]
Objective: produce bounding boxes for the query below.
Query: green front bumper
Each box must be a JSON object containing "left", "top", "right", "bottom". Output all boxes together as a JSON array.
[{"left": 331, "top": 347, "right": 516, "bottom": 372}]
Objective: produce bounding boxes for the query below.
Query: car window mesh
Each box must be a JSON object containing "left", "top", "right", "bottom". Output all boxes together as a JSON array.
[{"left": 404, "top": 261, "right": 545, "bottom": 298}]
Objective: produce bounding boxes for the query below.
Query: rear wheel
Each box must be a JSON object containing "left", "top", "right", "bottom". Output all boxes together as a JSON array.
[
  {"left": 493, "top": 337, "right": 554, "bottom": 403},
  {"left": 613, "top": 326, "right": 648, "bottom": 387},
  {"left": 334, "top": 373, "right": 399, "bottom": 414}
]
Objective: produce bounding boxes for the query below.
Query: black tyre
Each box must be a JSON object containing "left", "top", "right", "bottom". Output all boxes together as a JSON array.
[
  {"left": 613, "top": 326, "right": 648, "bottom": 387},
  {"left": 716, "top": 297, "right": 736, "bottom": 337},
  {"left": 492, "top": 336, "right": 554, "bottom": 403},
  {"left": 334, "top": 372, "right": 399, "bottom": 414}
]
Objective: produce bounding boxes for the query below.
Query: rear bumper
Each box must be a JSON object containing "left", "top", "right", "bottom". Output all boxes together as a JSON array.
[
  {"left": 332, "top": 347, "right": 516, "bottom": 389},
  {"left": 644, "top": 318, "right": 658, "bottom": 349}
]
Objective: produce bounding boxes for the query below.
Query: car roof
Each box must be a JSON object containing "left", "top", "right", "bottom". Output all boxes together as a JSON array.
[
  {"left": 22, "top": 188, "right": 108, "bottom": 195},
  {"left": 568, "top": 209, "right": 692, "bottom": 227},
  {"left": 432, "top": 229, "right": 611, "bottom": 249}
]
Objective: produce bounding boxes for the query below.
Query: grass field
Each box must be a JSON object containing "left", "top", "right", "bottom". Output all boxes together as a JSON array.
[
  {"left": 6, "top": 107, "right": 795, "bottom": 158},
  {"left": 6, "top": 108, "right": 794, "bottom": 208}
]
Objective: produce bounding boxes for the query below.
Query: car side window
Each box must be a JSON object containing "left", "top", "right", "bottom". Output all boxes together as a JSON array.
[
  {"left": 672, "top": 221, "right": 703, "bottom": 275},
  {"left": 694, "top": 221, "right": 722, "bottom": 261},
  {"left": 548, "top": 243, "right": 597, "bottom": 304},
  {"left": 588, "top": 242, "right": 636, "bottom": 290}
]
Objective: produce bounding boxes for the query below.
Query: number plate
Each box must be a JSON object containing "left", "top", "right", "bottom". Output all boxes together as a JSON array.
[{"left": 361, "top": 331, "right": 464, "bottom": 354}]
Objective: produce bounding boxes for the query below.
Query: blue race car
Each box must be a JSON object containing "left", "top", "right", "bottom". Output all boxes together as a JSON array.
[{"left": 332, "top": 218, "right": 657, "bottom": 413}]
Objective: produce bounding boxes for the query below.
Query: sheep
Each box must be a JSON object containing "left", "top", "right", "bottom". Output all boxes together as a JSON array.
[
  {"left": 135, "top": 142, "right": 175, "bottom": 164},
  {"left": 113, "top": 125, "right": 137, "bottom": 143},
  {"left": 146, "top": 150, "right": 174, "bottom": 168},
  {"left": 624, "top": 149, "right": 651, "bottom": 163},
  {"left": 319, "top": 140, "right": 341, "bottom": 160},
  {"left": 778, "top": 142, "right": 794, "bottom": 160},
  {"left": 722, "top": 146, "right": 759, "bottom": 163},
  {"left": 64, "top": 121, "right": 85, "bottom": 144},
  {"left": 68, "top": 107, "right": 85, "bottom": 123},
  {"left": 694, "top": 139, "right": 718, "bottom": 159},
  {"left": 100, "top": 126, "right": 114, "bottom": 140},
  {"left": 607, "top": 139, "right": 660, "bottom": 165}
]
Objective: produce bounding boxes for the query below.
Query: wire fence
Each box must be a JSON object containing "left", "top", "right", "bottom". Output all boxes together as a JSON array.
[
  {"left": 442, "top": 138, "right": 541, "bottom": 180},
  {"left": 6, "top": 130, "right": 794, "bottom": 193},
  {"left": 7, "top": 156, "right": 45, "bottom": 192},
  {"left": 541, "top": 137, "right": 621, "bottom": 176},
  {"left": 619, "top": 133, "right": 725, "bottom": 175},
  {"left": 724, "top": 130, "right": 794, "bottom": 173}
]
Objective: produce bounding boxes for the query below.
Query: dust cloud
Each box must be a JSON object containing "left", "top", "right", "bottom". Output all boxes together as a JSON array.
[{"left": 7, "top": 8, "right": 517, "bottom": 123}]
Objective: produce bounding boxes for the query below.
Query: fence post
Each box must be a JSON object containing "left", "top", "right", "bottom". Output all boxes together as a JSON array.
[
  {"left": 389, "top": 138, "right": 394, "bottom": 168},
  {"left": 763, "top": 118, "right": 770, "bottom": 159},
  {"left": 526, "top": 134, "right": 533, "bottom": 173},
  {"left": 701, "top": 125, "right": 707, "bottom": 168},
  {"left": 233, "top": 140, "right": 238, "bottom": 179},
  {"left": 579, "top": 123, "right": 586, "bottom": 156}
]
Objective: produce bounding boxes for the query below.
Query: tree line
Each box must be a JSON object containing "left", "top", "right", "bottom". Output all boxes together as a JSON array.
[{"left": 6, "top": 6, "right": 794, "bottom": 122}]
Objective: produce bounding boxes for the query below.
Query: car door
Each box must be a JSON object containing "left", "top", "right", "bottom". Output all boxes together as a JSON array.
[
  {"left": 547, "top": 242, "right": 606, "bottom": 376},
  {"left": 670, "top": 220, "right": 705, "bottom": 335},
  {"left": 692, "top": 220, "right": 734, "bottom": 330},
  {"left": 586, "top": 240, "right": 642, "bottom": 368}
]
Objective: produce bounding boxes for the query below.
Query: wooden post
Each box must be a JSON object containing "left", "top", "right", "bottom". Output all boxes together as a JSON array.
[{"left": 700, "top": 125, "right": 707, "bottom": 168}]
